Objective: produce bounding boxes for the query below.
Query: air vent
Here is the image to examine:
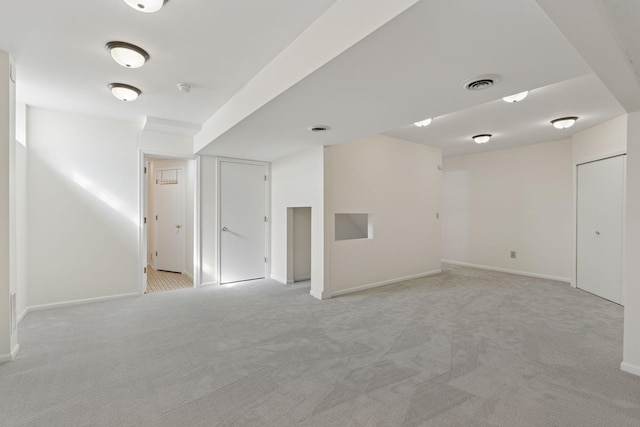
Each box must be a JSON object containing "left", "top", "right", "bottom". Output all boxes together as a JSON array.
[
  {"left": 462, "top": 74, "right": 502, "bottom": 91},
  {"left": 308, "top": 125, "right": 330, "bottom": 133},
  {"left": 466, "top": 79, "right": 494, "bottom": 90}
]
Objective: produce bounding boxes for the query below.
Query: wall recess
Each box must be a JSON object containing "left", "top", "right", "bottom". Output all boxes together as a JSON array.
[{"left": 335, "top": 213, "right": 372, "bottom": 241}]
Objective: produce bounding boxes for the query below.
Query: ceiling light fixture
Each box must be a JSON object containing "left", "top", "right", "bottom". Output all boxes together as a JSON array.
[
  {"left": 472, "top": 134, "right": 492, "bottom": 144},
  {"left": 106, "top": 41, "right": 149, "bottom": 68},
  {"left": 551, "top": 116, "right": 578, "bottom": 129},
  {"left": 502, "top": 91, "right": 529, "bottom": 103},
  {"left": 109, "top": 83, "right": 141, "bottom": 101},
  {"left": 414, "top": 118, "right": 432, "bottom": 127},
  {"left": 177, "top": 83, "right": 192, "bottom": 93},
  {"left": 123, "top": 0, "right": 168, "bottom": 13}
]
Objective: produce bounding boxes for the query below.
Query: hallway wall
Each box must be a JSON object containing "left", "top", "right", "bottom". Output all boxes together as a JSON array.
[{"left": 26, "top": 108, "right": 140, "bottom": 308}]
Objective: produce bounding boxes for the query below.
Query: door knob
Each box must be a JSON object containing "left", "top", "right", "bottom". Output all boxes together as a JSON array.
[
  {"left": 595, "top": 231, "right": 600, "bottom": 235},
  {"left": 176, "top": 224, "right": 181, "bottom": 229},
  {"left": 222, "top": 226, "right": 229, "bottom": 231}
]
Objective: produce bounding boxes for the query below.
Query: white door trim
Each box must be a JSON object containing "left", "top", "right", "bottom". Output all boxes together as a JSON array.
[
  {"left": 216, "top": 157, "right": 270, "bottom": 285},
  {"left": 139, "top": 150, "right": 201, "bottom": 295}
]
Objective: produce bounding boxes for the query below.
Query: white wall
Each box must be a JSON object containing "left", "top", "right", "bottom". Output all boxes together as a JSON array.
[
  {"left": 200, "top": 155, "right": 218, "bottom": 285},
  {"left": 0, "top": 51, "right": 13, "bottom": 360},
  {"left": 27, "top": 108, "right": 140, "bottom": 307},
  {"left": 14, "top": 140, "right": 27, "bottom": 322},
  {"left": 572, "top": 115, "right": 627, "bottom": 164},
  {"left": 147, "top": 158, "right": 195, "bottom": 279},
  {"left": 623, "top": 111, "right": 640, "bottom": 375},
  {"left": 442, "top": 139, "right": 573, "bottom": 281},
  {"left": 140, "top": 130, "right": 193, "bottom": 156},
  {"left": 271, "top": 147, "right": 324, "bottom": 297},
  {"left": 324, "top": 135, "right": 442, "bottom": 296}
]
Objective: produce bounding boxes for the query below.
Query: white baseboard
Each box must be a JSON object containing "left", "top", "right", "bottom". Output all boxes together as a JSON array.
[
  {"left": 310, "top": 288, "right": 331, "bottom": 300},
  {"left": 199, "top": 281, "right": 219, "bottom": 288},
  {"left": 270, "top": 274, "right": 287, "bottom": 285},
  {"left": 330, "top": 270, "right": 442, "bottom": 298},
  {"left": 182, "top": 271, "right": 194, "bottom": 284},
  {"left": 441, "top": 260, "right": 571, "bottom": 283},
  {"left": 621, "top": 361, "right": 640, "bottom": 377},
  {"left": 272, "top": 274, "right": 312, "bottom": 285},
  {"left": 0, "top": 344, "right": 20, "bottom": 363},
  {"left": 17, "top": 308, "right": 29, "bottom": 324},
  {"left": 18, "top": 292, "right": 139, "bottom": 324}
]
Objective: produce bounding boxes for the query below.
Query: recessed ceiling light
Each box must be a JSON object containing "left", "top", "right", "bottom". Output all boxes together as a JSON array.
[
  {"left": 472, "top": 134, "right": 492, "bottom": 144},
  {"left": 502, "top": 91, "right": 529, "bottom": 103},
  {"left": 123, "top": 0, "right": 168, "bottom": 13},
  {"left": 109, "top": 83, "right": 141, "bottom": 101},
  {"left": 106, "top": 41, "right": 149, "bottom": 68},
  {"left": 414, "top": 118, "right": 432, "bottom": 127},
  {"left": 551, "top": 116, "right": 578, "bottom": 129}
]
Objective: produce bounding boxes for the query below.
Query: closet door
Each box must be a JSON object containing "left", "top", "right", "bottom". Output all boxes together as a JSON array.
[{"left": 576, "top": 155, "right": 625, "bottom": 304}]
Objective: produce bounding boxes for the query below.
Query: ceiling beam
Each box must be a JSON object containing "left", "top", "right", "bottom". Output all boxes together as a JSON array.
[
  {"left": 193, "top": 0, "right": 420, "bottom": 153},
  {"left": 535, "top": 0, "right": 640, "bottom": 112}
]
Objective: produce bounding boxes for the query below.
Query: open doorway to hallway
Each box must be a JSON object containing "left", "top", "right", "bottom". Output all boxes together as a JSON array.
[{"left": 144, "top": 156, "right": 197, "bottom": 293}]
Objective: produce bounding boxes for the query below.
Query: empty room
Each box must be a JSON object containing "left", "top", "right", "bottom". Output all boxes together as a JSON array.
[{"left": 2, "top": 0, "right": 640, "bottom": 425}]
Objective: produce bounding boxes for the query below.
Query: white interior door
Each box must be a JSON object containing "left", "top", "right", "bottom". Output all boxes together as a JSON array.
[
  {"left": 576, "top": 155, "right": 625, "bottom": 304},
  {"left": 220, "top": 161, "right": 266, "bottom": 284},
  {"left": 155, "top": 168, "right": 184, "bottom": 273}
]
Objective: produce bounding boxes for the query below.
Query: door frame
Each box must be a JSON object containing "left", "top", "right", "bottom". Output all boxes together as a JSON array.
[
  {"left": 154, "top": 166, "right": 185, "bottom": 274},
  {"left": 573, "top": 152, "right": 626, "bottom": 303},
  {"left": 139, "top": 150, "right": 200, "bottom": 294},
  {"left": 216, "top": 157, "right": 270, "bottom": 285}
]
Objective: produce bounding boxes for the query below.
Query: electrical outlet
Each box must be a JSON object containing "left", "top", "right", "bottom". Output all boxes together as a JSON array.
[{"left": 510, "top": 251, "right": 516, "bottom": 259}]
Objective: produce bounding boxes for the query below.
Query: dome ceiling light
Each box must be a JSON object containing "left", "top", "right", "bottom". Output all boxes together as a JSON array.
[
  {"left": 414, "top": 118, "right": 432, "bottom": 127},
  {"left": 106, "top": 41, "right": 149, "bottom": 68},
  {"left": 109, "top": 83, "right": 141, "bottom": 101},
  {"left": 551, "top": 116, "right": 578, "bottom": 129},
  {"left": 502, "top": 91, "right": 529, "bottom": 103},
  {"left": 123, "top": 0, "right": 168, "bottom": 13},
  {"left": 472, "top": 134, "right": 492, "bottom": 144}
]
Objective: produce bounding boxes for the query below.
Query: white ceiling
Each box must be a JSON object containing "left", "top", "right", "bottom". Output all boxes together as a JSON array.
[
  {"left": 0, "top": 0, "right": 337, "bottom": 124},
  {"left": 385, "top": 74, "right": 626, "bottom": 157},
  {"left": 1, "top": 0, "right": 637, "bottom": 161}
]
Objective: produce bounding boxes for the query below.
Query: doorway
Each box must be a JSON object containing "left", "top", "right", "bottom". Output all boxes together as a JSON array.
[
  {"left": 218, "top": 159, "right": 268, "bottom": 285},
  {"left": 287, "top": 207, "right": 312, "bottom": 283},
  {"left": 576, "top": 155, "right": 625, "bottom": 304},
  {"left": 144, "top": 156, "right": 197, "bottom": 293}
]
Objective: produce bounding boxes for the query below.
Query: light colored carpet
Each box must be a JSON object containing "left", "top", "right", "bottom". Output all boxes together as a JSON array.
[{"left": 2, "top": 265, "right": 640, "bottom": 426}]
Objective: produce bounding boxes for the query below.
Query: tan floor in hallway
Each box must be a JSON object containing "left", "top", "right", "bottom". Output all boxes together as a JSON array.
[{"left": 147, "top": 266, "right": 192, "bottom": 293}]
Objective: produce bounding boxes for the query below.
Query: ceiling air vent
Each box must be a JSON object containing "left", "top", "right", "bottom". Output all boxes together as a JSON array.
[
  {"left": 308, "top": 125, "right": 330, "bottom": 133},
  {"left": 462, "top": 74, "right": 502, "bottom": 91}
]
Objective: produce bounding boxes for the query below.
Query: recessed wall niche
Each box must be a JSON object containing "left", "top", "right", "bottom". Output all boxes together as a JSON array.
[{"left": 335, "top": 213, "right": 372, "bottom": 241}]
